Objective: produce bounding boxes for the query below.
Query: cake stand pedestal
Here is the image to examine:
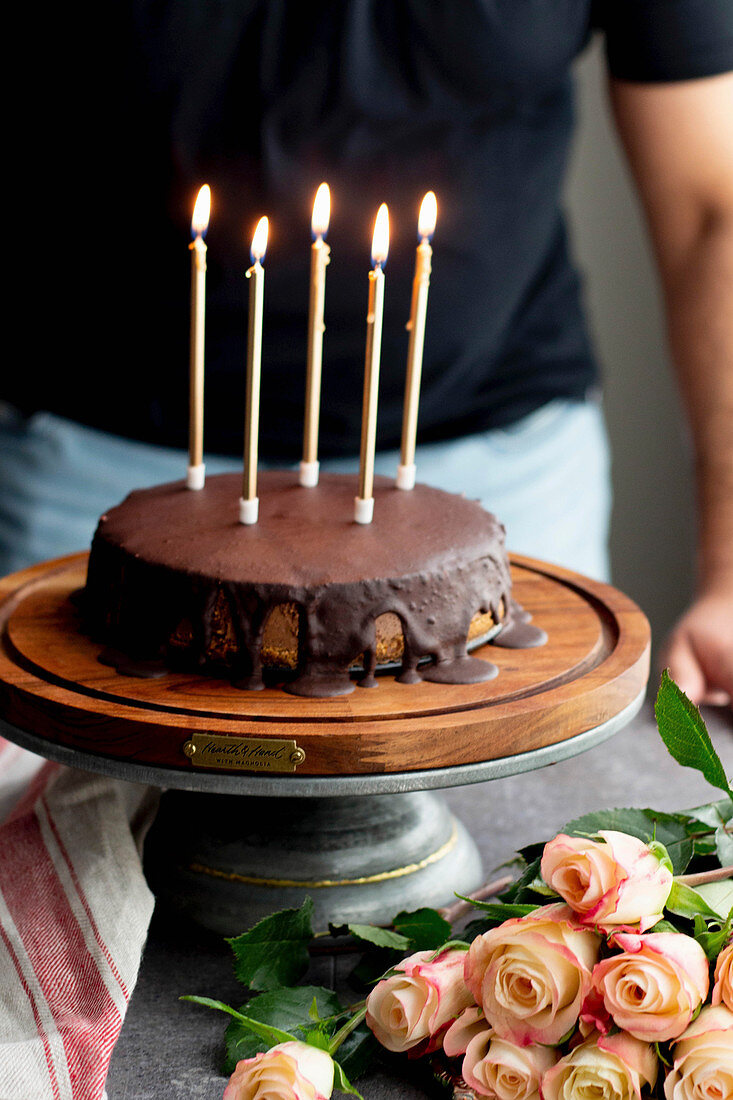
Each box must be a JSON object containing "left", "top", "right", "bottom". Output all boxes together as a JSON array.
[{"left": 0, "top": 554, "right": 649, "bottom": 933}]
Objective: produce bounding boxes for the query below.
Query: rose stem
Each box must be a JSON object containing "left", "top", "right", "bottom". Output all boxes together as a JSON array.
[
  {"left": 438, "top": 874, "right": 515, "bottom": 924},
  {"left": 676, "top": 864, "right": 733, "bottom": 887}
]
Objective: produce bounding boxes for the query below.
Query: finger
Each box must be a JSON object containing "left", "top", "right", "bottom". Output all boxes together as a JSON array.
[
  {"left": 700, "top": 689, "right": 731, "bottom": 707},
  {"left": 663, "top": 633, "right": 708, "bottom": 705},
  {"left": 694, "top": 638, "right": 733, "bottom": 706}
]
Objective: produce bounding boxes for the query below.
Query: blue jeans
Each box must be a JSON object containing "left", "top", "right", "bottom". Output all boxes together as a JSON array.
[{"left": 0, "top": 399, "right": 611, "bottom": 580}]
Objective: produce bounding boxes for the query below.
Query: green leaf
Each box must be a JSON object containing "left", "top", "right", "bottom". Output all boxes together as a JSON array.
[
  {"left": 687, "top": 798, "right": 733, "bottom": 830},
  {"left": 392, "top": 908, "right": 452, "bottom": 950},
  {"left": 224, "top": 1018, "right": 266, "bottom": 1072},
  {"left": 694, "top": 907, "right": 733, "bottom": 961},
  {"left": 304, "top": 1029, "right": 332, "bottom": 1050},
  {"left": 222, "top": 986, "right": 343, "bottom": 1075},
  {"left": 182, "top": 995, "right": 295, "bottom": 1048},
  {"left": 347, "top": 924, "right": 411, "bottom": 951},
  {"left": 648, "top": 919, "right": 682, "bottom": 934},
  {"left": 692, "top": 837, "right": 718, "bottom": 859},
  {"left": 181, "top": 994, "right": 244, "bottom": 1020},
  {"left": 428, "top": 940, "right": 469, "bottom": 954},
  {"left": 517, "top": 842, "right": 546, "bottom": 865},
  {"left": 227, "top": 897, "right": 315, "bottom": 992},
  {"left": 655, "top": 671, "right": 733, "bottom": 803},
  {"left": 715, "top": 825, "right": 733, "bottom": 866},
  {"left": 524, "top": 874, "right": 559, "bottom": 897},
  {"left": 455, "top": 897, "right": 537, "bottom": 921},
  {"left": 333, "top": 1060, "right": 364, "bottom": 1098},
  {"left": 667, "top": 881, "right": 724, "bottom": 921},
  {"left": 500, "top": 858, "right": 542, "bottom": 903},
  {"left": 462, "top": 917, "right": 498, "bottom": 941},
  {"left": 696, "top": 881, "right": 733, "bottom": 920}
]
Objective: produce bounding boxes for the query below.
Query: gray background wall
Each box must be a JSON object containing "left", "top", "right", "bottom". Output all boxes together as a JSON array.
[{"left": 565, "top": 38, "right": 696, "bottom": 665}]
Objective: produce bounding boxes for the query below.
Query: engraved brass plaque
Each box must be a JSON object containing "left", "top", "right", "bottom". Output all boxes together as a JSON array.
[{"left": 182, "top": 734, "right": 306, "bottom": 773}]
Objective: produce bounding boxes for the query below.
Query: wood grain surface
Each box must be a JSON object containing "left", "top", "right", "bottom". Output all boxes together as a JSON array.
[{"left": 0, "top": 553, "right": 650, "bottom": 776}]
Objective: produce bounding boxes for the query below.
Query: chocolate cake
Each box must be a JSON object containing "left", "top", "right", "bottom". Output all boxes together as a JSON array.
[{"left": 82, "top": 470, "right": 545, "bottom": 697}]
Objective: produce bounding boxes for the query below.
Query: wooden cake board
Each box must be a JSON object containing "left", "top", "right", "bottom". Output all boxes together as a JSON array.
[{"left": 0, "top": 553, "right": 650, "bottom": 931}]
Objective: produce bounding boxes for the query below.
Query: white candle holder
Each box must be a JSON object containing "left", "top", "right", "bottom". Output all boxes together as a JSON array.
[
  {"left": 239, "top": 497, "right": 259, "bottom": 525},
  {"left": 299, "top": 460, "right": 320, "bottom": 488},
  {"left": 186, "top": 463, "right": 206, "bottom": 491},
  {"left": 354, "top": 496, "right": 374, "bottom": 525},
  {"left": 395, "top": 463, "right": 416, "bottom": 491}
]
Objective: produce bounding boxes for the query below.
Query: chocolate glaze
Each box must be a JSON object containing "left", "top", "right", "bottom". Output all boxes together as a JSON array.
[
  {"left": 98, "top": 646, "right": 169, "bottom": 680},
  {"left": 491, "top": 601, "right": 547, "bottom": 648},
  {"left": 82, "top": 471, "right": 545, "bottom": 697}
]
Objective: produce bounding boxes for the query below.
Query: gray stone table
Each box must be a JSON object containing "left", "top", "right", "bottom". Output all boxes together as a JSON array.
[{"left": 106, "top": 700, "right": 733, "bottom": 1099}]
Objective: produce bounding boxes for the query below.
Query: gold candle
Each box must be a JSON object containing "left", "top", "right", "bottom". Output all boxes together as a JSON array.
[
  {"left": 355, "top": 203, "right": 389, "bottom": 525},
  {"left": 240, "top": 215, "right": 269, "bottom": 525},
  {"left": 397, "top": 191, "right": 437, "bottom": 491},
  {"left": 188, "top": 184, "right": 211, "bottom": 490},
  {"left": 300, "top": 182, "right": 331, "bottom": 487}
]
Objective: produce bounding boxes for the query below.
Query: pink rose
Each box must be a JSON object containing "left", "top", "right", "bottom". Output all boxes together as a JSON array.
[
  {"left": 540, "top": 830, "right": 673, "bottom": 932},
  {"left": 365, "top": 947, "right": 474, "bottom": 1053},
  {"left": 223, "top": 1040, "right": 333, "bottom": 1100},
  {"left": 591, "top": 931, "right": 709, "bottom": 1043},
  {"left": 443, "top": 1005, "right": 489, "bottom": 1058},
  {"left": 712, "top": 939, "right": 733, "bottom": 1011},
  {"left": 463, "top": 1031, "right": 556, "bottom": 1100},
  {"left": 464, "top": 903, "right": 601, "bottom": 1046},
  {"left": 663, "top": 1004, "right": 733, "bottom": 1100},
  {"left": 542, "top": 1031, "right": 657, "bottom": 1100}
]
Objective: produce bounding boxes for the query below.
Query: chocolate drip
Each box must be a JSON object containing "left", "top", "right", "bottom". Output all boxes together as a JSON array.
[
  {"left": 422, "top": 655, "right": 499, "bottom": 685},
  {"left": 491, "top": 600, "right": 548, "bottom": 648},
  {"left": 98, "top": 647, "right": 168, "bottom": 679},
  {"left": 83, "top": 472, "right": 546, "bottom": 697}
]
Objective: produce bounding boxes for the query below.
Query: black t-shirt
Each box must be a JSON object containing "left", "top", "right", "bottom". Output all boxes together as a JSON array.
[{"left": 14, "top": 1, "right": 733, "bottom": 458}]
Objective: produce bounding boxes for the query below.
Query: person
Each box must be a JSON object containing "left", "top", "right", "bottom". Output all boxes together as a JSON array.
[{"left": 3, "top": 2, "right": 732, "bottom": 706}]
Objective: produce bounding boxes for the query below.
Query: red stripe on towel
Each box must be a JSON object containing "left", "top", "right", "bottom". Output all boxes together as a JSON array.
[{"left": 0, "top": 809, "right": 122, "bottom": 1099}]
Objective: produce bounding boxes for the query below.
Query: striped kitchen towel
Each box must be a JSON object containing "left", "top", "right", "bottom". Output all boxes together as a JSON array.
[{"left": 0, "top": 734, "right": 158, "bottom": 1099}]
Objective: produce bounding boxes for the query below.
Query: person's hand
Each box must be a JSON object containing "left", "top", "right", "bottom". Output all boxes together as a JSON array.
[{"left": 660, "top": 587, "right": 733, "bottom": 708}]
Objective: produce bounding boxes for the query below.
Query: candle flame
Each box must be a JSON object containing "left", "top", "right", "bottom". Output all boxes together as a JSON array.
[
  {"left": 250, "top": 215, "right": 269, "bottom": 264},
  {"left": 311, "top": 182, "right": 331, "bottom": 239},
  {"left": 371, "top": 203, "right": 390, "bottom": 268},
  {"left": 418, "top": 191, "right": 437, "bottom": 240},
  {"left": 191, "top": 184, "right": 211, "bottom": 237}
]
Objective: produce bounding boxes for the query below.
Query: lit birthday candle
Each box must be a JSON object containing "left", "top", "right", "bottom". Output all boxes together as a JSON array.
[
  {"left": 240, "top": 215, "right": 269, "bottom": 525},
  {"left": 300, "top": 182, "right": 331, "bottom": 488},
  {"left": 397, "top": 191, "right": 436, "bottom": 490},
  {"left": 355, "top": 203, "right": 389, "bottom": 525},
  {"left": 188, "top": 184, "right": 211, "bottom": 490}
]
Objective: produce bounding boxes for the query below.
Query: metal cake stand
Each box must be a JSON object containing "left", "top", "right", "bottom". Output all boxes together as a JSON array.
[{"left": 0, "top": 553, "right": 650, "bottom": 932}]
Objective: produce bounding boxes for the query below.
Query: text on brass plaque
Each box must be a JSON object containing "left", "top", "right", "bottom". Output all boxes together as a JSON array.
[{"left": 183, "top": 734, "right": 306, "bottom": 772}]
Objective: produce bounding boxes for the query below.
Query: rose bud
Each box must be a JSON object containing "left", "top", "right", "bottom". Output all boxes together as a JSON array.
[
  {"left": 540, "top": 830, "right": 673, "bottom": 932},
  {"left": 365, "top": 947, "right": 474, "bottom": 1053},
  {"left": 463, "top": 1031, "right": 556, "bottom": 1100},
  {"left": 464, "top": 903, "right": 601, "bottom": 1047},
  {"left": 591, "top": 930, "right": 709, "bottom": 1043},
  {"left": 542, "top": 1031, "right": 657, "bottom": 1100},
  {"left": 712, "top": 939, "right": 733, "bottom": 1011},
  {"left": 223, "top": 1040, "right": 334, "bottom": 1100},
  {"left": 663, "top": 1004, "right": 733, "bottom": 1100}
]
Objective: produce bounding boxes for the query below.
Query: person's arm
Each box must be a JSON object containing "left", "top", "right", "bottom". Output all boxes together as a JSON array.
[{"left": 609, "top": 72, "right": 733, "bottom": 706}]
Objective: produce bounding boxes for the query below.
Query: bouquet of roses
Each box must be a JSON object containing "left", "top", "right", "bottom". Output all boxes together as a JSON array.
[{"left": 184, "top": 672, "right": 733, "bottom": 1100}]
